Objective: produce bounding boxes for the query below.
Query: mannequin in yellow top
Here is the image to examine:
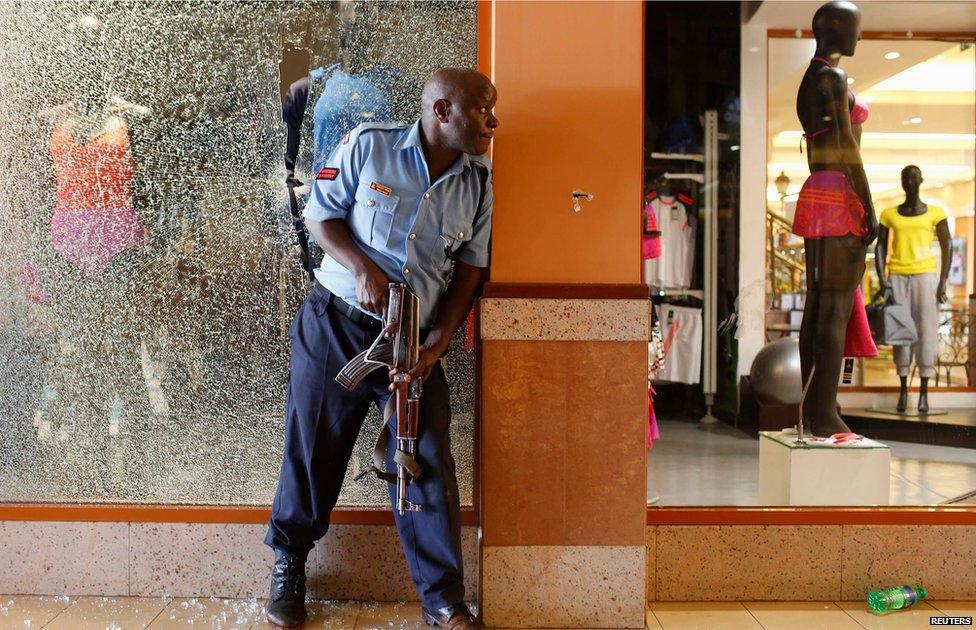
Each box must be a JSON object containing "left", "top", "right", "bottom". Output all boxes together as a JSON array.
[{"left": 874, "top": 165, "right": 951, "bottom": 413}]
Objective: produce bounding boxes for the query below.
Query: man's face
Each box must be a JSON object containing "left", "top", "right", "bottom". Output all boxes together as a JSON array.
[{"left": 446, "top": 81, "right": 499, "bottom": 156}]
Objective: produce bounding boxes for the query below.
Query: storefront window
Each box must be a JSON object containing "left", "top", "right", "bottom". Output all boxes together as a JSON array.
[
  {"left": 0, "top": 0, "right": 478, "bottom": 505},
  {"left": 766, "top": 37, "right": 975, "bottom": 389}
]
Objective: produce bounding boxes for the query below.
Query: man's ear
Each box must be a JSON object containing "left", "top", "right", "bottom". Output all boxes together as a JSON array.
[{"left": 433, "top": 98, "right": 452, "bottom": 123}]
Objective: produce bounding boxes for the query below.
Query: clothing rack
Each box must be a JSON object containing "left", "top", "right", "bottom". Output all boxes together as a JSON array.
[
  {"left": 646, "top": 110, "right": 720, "bottom": 424},
  {"left": 650, "top": 152, "right": 704, "bottom": 163},
  {"left": 651, "top": 288, "right": 704, "bottom": 300},
  {"left": 702, "top": 110, "right": 718, "bottom": 424},
  {"left": 664, "top": 172, "right": 704, "bottom": 185}
]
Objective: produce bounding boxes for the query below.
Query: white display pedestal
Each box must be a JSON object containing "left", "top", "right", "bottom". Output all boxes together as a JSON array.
[{"left": 759, "top": 431, "right": 891, "bottom": 506}]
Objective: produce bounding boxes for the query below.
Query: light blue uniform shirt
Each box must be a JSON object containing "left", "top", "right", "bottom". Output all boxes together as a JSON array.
[{"left": 303, "top": 120, "right": 493, "bottom": 329}]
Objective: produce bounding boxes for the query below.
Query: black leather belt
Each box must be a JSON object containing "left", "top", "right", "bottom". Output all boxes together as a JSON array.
[{"left": 311, "top": 281, "right": 381, "bottom": 329}]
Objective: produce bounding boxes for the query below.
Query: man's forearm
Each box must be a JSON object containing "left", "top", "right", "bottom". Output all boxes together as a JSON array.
[
  {"left": 306, "top": 218, "right": 375, "bottom": 276},
  {"left": 424, "top": 262, "right": 487, "bottom": 355}
]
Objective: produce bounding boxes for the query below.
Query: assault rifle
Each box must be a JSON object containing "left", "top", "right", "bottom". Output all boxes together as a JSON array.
[{"left": 336, "top": 283, "right": 423, "bottom": 514}]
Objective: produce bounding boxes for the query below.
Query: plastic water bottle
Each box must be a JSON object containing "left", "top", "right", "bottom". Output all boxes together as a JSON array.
[{"left": 867, "top": 585, "right": 927, "bottom": 613}]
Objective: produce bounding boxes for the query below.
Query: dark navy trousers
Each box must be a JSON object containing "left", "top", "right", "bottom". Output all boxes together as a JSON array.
[{"left": 264, "top": 289, "right": 464, "bottom": 610}]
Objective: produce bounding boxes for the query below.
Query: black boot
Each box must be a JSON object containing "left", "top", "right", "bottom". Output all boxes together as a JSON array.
[
  {"left": 265, "top": 549, "right": 307, "bottom": 628},
  {"left": 423, "top": 604, "right": 484, "bottom": 629},
  {"left": 896, "top": 377, "right": 908, "bottom": 413},
  {"left": 918, "top": 377, "right": 929, "bottom": 414}
]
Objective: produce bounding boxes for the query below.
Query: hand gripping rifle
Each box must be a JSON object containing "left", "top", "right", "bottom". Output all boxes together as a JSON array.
[{"left": 335, "top": 283, "right": 423, "bottom": 514}]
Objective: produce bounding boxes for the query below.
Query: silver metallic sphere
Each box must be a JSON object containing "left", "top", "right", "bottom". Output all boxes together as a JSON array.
[{"left": 750, "top": 338, "right": 803, "bottom": 405}]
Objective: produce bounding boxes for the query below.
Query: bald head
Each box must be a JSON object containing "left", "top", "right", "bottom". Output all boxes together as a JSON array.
[
  {"left": 422, "top": 69, "right": 493, "bottom": 114},
  {"left": 420, "top": 67, "right": 498, "bottom": 156}
]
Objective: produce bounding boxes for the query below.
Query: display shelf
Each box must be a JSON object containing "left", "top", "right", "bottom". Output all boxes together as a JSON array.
[{"left": 650, "top": 151, "right": 705, "bottom": 163}]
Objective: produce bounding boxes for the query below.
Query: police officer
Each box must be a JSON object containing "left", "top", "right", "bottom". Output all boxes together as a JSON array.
[{"left": 264, "top": 68, "right": 498, "bottom": 629}]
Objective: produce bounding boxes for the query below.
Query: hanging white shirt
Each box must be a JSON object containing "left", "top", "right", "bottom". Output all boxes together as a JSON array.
[{"left": 645, "top": 195, "right": 695, "bottom": 290}]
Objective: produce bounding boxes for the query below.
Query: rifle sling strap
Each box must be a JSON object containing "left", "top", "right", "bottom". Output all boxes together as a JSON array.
[{"left": 354, "top": 395, "right": 422, "bottom": 485}]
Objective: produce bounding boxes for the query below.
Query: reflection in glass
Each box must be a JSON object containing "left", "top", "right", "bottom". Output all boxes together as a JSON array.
[{"left": 0, "top": 0, "right": 477, "bottom": 505}]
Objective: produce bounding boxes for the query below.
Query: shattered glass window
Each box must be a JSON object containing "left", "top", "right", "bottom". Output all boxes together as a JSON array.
[{"left": 0, "top": 0, "right": 478, "bottom": 506}]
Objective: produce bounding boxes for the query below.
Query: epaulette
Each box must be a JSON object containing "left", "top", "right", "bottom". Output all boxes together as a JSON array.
[
  {"left": 645, "top": 191, "right": 658, "bottom": 202},
  {"left": 356, "top": 121, "right": 409, "bottom": 134},
  {"left": 340, "top": 122, "right": 409, "bottom": 148},
  {"left": 677, "top": 192, "right": 695, "bottom": 206}
]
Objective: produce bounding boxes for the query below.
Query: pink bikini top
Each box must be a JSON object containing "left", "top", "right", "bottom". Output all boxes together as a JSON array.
[{"left": 802, "top": 56, "right": 869, "bottom": 149}]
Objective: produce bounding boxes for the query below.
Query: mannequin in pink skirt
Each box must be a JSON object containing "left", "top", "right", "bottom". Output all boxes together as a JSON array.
[{"left": 793, "top": 1, "right": 878, "bottom": 436}]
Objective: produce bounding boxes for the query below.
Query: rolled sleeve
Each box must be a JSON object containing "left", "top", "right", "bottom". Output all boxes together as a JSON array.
[
  {"left": 456, "top": 173, "right": 493, "bottom": 268},
  {"left": 302, "top": 132, "right": 365, "bottom": 222}
]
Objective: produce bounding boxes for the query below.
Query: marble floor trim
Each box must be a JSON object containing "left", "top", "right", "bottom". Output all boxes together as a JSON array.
[
  {"left": 647, "top": 524, "right": 976, "bottom": 603},
  {"left": 0, "top": 521, "right": 479, "bottom": 601}
]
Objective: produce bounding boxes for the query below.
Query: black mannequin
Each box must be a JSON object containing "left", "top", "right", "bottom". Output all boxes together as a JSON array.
[
  {"left": 795, "top": 1, "right": 878, "bottom": 436},
  {"left": 875, "top": 165, "right": 952, "bottom": 412}
]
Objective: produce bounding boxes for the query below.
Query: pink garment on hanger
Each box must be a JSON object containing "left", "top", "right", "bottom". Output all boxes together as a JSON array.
[
  {"left": 646, "top": 384, "right": 660, "bottom": 449},
  {"left": 642, "top": 201, "right": 662, "bottom": 260}
]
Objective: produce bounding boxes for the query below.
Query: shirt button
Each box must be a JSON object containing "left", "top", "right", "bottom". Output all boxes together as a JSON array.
[
  {"left": 424, "top": 193, "right": 431, "bottom": 199},
  {"left": 457, "top": 231, "right": 464, "bottom": 238},
  {"left": 408, "top": 233, "right": 416, "bottom": 240},
  {"left": 403, "top": 267, "right": 411, "bottom": 275},
  {"left": 366, "top": 199, "right": 376, "bottom": 207}
]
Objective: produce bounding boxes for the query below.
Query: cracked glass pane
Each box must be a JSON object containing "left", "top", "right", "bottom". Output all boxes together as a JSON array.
[{"left": 0, "top": 0, "right": 478, "bottom": 506}]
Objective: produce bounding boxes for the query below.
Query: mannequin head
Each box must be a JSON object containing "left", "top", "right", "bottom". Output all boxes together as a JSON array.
[
  {"left": 901, "top": 164, "right": 923, "bottom": 195},
  {"left": 812, "top": 1, "right": 861, "bottom": 57}
]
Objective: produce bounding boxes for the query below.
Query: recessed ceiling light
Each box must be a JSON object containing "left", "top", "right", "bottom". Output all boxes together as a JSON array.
[
  {"left": 847, "top": 77, "right": 855, "bottom": 85},
  {"left": 936, "top": 182, "right": 945, "bottom": 188},
  {"left": 730, "top": 145, "right": 740, "bottom": 151},
  {"left": 884, "top": 51, "right": 901, "bottom": 60},
  {"left": 909, "top": 117, "right": 923, "bottom": 124}
]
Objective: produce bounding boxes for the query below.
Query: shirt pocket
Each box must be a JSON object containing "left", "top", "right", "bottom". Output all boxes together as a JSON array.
[
  {"left": 436, "top": 213, "right": 474, "bottom": 269},
  {"left": 353, "top": 184, "right": 399, "bottom": 248}
]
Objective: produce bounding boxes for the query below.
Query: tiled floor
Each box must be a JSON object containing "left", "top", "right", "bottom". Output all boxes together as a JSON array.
[
  {"left": 647, "top": 418, "right": 976, "bottom": 505},
  {"left": 1, "top": 596, "right": 973, "bottom": 628}
]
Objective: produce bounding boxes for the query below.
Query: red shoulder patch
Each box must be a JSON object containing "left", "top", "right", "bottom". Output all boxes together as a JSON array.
[
  {"left": 316, "top": 167, "right": 340, "bottom": 181},
  {"left": 645, "top": 191, "right": 658, "bottom": 201},
  {"left": 677, "top": 192, "right": 695, "bottom": 206}
]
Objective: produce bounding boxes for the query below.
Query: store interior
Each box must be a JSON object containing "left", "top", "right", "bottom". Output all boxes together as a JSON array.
[
  {"left": 767, "top": 37, "right": 975, "bottom": 389},
  {"left": 644, "top": 3, "right": 976, "bottom": 507}
]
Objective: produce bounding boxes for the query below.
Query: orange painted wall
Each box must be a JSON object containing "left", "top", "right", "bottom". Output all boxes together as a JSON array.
[{"left": 489, "top": 0, "right": 643, "bottom": 284}]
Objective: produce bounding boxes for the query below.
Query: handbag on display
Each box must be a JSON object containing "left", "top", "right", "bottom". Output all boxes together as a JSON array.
[{"left": 866, "top": 292, "right": 918, "bottom": 347}]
